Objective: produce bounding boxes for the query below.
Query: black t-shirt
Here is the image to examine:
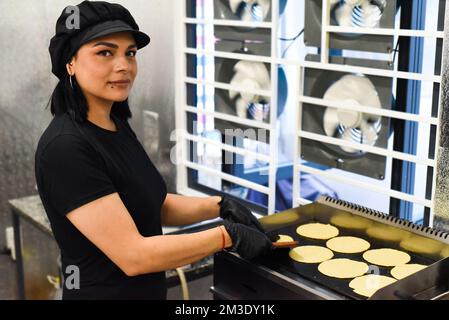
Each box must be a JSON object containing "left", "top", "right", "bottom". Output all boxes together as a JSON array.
[{"left": 35, "top": 112, "right": 168, "bottom": 300}]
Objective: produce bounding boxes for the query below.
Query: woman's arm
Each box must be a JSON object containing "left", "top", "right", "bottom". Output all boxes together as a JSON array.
[
  {"left": 67, "top": 192, "right": 232, "bottom": 276},
  {"left": 160, "top": 193, "right": 222, "bottom": 226}
]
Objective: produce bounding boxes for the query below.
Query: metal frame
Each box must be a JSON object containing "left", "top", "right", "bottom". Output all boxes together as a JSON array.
[
  {"left": 176, "top": 0, "right": 281, "bottom": 214},
  {"left": 175, "top": 0, "right": 447, "bottom": 221}
]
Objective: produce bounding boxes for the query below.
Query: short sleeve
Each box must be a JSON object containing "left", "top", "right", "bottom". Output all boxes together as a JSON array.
[{"left": 38, "top": 134, "right": 116, "bottom": 216}]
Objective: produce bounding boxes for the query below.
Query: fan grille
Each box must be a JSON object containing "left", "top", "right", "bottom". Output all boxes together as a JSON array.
[
  {"left": 337, "top": 119, "right": 382, "bottom": 152},
  {"left": 351, "top": 3, "right": 384, "bottom": 28}
]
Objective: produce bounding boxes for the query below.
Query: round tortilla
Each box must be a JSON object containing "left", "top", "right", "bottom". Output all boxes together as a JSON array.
[
  {"left": 326, "top": 236, "right": 371, "bottom": 254},
  {"left": 390, "top": 264, "right": 427, "bottom": 280},
  {"left": 349, "top": 275, "right": 397, "bottom": 298},
  {"left": 366, "top": 225, "right": 410, "bottom": 242},
  {"left": 318, "top": 258, "right": 369, "bottom": 279},
  {"left": 296, "top": 223, "right": 339, "bottom": 240},
  {"left": 363, "top": 248, "right": 410, "bottom": 267},
  {"left": 289, "top": 246, "right": 334, "bottom": 264},
  {"left": 400, "top": 236, "right": 443, "bottom": 256},
  {"left": 276, "top": 234, "right": 294, "bottom": 243},
  {"left": 330, "top": 212, "right": 373, "bottom": 230}
]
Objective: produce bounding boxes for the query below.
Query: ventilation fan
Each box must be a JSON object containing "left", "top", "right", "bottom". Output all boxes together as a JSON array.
[
  {"left": 322, "top": 74, "right": 382, "bottom": 153},
  {"left": 214, "top": 53, "right": 288, "bottom": 138},
  {"left": 228, "top": 60, "right": 271, "bottom": 122},
  {"left": 213, "top": 0, "right": 285, "bottom": 53},
  {"left": 215, "top": 0, "right": 287, "bottom": 23},
  {"left": 334, "top": 0, "right": 387, "bottom": 28},
  {"left": 304, "top": 0, "right": 397, "bottom": 53},
  {"left": 228, "top": 0, "right": 271, "bottom": 22},
  {"left": 301, "top": 55, "right": 393, "bottom": 179}
]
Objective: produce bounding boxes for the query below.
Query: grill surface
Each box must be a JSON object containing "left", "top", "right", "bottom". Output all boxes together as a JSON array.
[{"left": 253, "top": 197, "right": 449, "bottom": 300}]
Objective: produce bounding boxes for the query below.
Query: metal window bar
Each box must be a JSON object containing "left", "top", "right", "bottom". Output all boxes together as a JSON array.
[
  {"left": 184, "top": 48, "right": 441, "bottom": 81},
  {"left": 184, "top": 105, "right": 272, "bottom": 130},
  {"left": 176, "top": 0, "right": 280, "bottom": 214},
  {"left": 184, "top": 18, "right": 273, "bottom": 29},
  {"left": 292, "top": 0, "right": 446, "bottom": 224},
  {"left": 176, "top": 0, "right": 446, "bottom": 221}
]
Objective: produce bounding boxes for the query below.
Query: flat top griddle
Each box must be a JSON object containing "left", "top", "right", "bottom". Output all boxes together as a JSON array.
[{"left": 257, "top": 197, "right": 449, "bottom": 300}]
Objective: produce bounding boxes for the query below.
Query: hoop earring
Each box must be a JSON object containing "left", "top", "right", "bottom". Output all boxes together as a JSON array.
[{"left": 69, "top": 75, "right": 74, "bottom": 89}]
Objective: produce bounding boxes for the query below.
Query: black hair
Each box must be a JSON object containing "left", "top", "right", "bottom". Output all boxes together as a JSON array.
[{"left": 47, "top": 69, "right": 132, "bottom": 122}]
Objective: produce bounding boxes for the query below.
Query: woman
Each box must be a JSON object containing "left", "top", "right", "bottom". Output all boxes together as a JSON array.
[{"left": 35, "top": 1, "right": 273, "bottom": 300}]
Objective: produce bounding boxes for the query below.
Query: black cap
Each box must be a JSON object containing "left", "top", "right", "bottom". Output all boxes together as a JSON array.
[{"left": 49, "top": 1, "right": 150, "bottom": 80}]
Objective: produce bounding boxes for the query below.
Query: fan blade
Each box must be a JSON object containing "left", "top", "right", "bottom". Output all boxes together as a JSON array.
[
  {"left": 344, "top": 0, "right": 366, "bottom": 6},
  {"left": 322, "top": 73, "right": 383, "bottom": 154},
  {"left": 233, "top": 60, "right": 257, "bottom": 78},
  {"left": 335, "top": 2, "right": 355, "bottom": 27},
  {"left": 229, "top": 71, "right": 248, "bottom": 100},
  {"left": 323, "top": 108, "right": 341, "bottom": 137},
  {"left": 359, "top": 1, "right": 382, "bottom": 28},
  {"left": 230, "top": 61, "right": 271, "bottom": 104},
  {"left": 240, "top": 8, "right": 253, "bottom": 21},
  {"left": 251, "top": 62, "right": 271, "bottom": 90},
  {"left": 236, "top": 97, "right": 248, "bottom": 119},
  {"left": 229, "top": 0, "right": 244, "bottom": 14},
  {"left": 230, "top": 76, "right": 259, "bottom": 103},
  {"left": 236, "top": 60, "right": 270, "bottom": 91},
  {"left": 324, "top": 74, "right": 382, "bottom": 110},
  {"left": 360, "top": 119, "right": 379, "bottom": 144},
  {"left": 256, "top": 0, "right": 271, "bottom": 20},
  {"left": 340, "top": 128, "right": 360, "bottom": 153}
]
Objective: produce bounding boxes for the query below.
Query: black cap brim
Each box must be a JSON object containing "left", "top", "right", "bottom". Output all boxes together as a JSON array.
[{"left": 79, "top": 19, "right": 151, "bottom": 49}]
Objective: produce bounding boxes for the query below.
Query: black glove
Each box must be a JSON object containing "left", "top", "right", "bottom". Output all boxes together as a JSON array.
[
  {"left": 223, "top": 220, "right": 273, "bottom": 260},
  {"left": 219, "top": 196, "right": 266, "bottom": 233}
]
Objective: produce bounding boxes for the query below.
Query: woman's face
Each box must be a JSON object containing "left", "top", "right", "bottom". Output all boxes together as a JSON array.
[{"left": 68, "top": 31, "right": 138, "bottom": 104}]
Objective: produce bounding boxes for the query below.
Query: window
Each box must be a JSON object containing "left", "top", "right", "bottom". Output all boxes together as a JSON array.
[{"left": 175, "top": 0, "right": 446, "bottom": 225}]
